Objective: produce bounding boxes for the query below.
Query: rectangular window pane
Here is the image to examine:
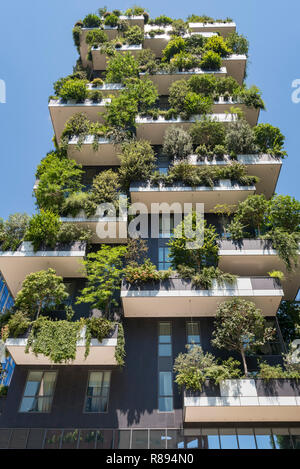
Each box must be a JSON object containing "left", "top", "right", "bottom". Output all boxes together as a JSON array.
[
  {"left": 187, "top": 322, "right": 200, "bottom": 345},
  {"left": 159, "top": 372, "right": 172, "bottom": 396},
  {"left": 159, "top": 323, "right": 171, "bottom": 343},
  {"left": 201, "top": 429, "right": 220, "bottom": 449},
  {"left": 219, "top": 428, "right": 238, "bottom": 449},
  {"left": 254, "top": 428, "right": 274, "bottom": 449},
  {"left": 272, "top": 428, "right": 293, "bottom": 449},
  {"left": 150, "top": 430, "right": 166, "bottom": 449},
  {"left": 159, "top": 396, "right": 173, "bottom": 412},
  {"left": 115, "top": 430, "right": 131, "bottom": 449},
  {"left": 132, "top": 430, "right": 148, "bottom": 449},
  {"left": 290, "top": 428, "right": 300, "bottom": 449},
  {"left": 85, "top": 371, "right": 111, "bottom": 412},
  {"left": 20, "top": 371, "right": 56, "bottom": 413},
  {"left": 44, "top": 430, "right": 62, "bottom": 449},
  {"left": 237, "top": 428, "right": 256, "bottom": 449},
  {"left": 167, "top": 430, "right": 184, "bottom": 449},
  {"left": 158, "top": 343, "right": 172, "bottom": 357},
  {"left": 78, "top": 430, "right": 97, "bottom": 449}
]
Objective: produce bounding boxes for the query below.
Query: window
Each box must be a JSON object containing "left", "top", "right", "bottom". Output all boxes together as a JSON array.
[
  {"left": 158, "top": 322, "right": 171, "bottom": 357},
  {"left": 19, "top": 371, "right": 57, "bottom": 413},
  {"left": 158, "top": 247, "right": 171, "bottom": 271},
  {"left": 158, "top": 372, "right": 173, "bottom": 412},
  {"left": 159, "top": 214, "right": 174, "bottom": 238},
  {"left": 158, "top": 322, "right": 173, "bottom": 412},
  {"left": 219, "top": 428, "right": 238, "bottom": 449},
  {"left": 187, "top": 322, "right": 201, "bottom": 347},
  {"left": 237, "top": 428, "right": 256, "bottom": 449},
  {"left": 85, "top": 371, "right": 111, "bottom": 413}
]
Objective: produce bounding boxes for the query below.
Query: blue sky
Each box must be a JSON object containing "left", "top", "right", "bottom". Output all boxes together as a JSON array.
[{"left": 0, "top": 0, "right": 299, "bottom": 219}]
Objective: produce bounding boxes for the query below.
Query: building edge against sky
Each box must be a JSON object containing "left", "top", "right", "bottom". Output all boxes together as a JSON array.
[{"left": 0, "top": 6, "right": 300, "bottom": 450}]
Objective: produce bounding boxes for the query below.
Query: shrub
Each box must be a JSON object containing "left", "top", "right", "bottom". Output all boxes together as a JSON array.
[
  {"left": 85, "top": 29, "right": 108, "bottom": 45},
  {"left": 61, "top": 112, "right": 91, "bottom": 142},
  {"left": 118, "top": 139, "right": 156, "bottom": 191},
  {"left": 162, "top": 36, "right": 185, "bottom": 62},
  {"left": 257, "top": 362, "right": 300, "bottom": 380},
  {"left": 85, "top": 317, "right": 113, "bottom": 343},
  {"left": 184, "top": 34, "right": 207, "bottom": 53},
  {"left": 72, "top": 26, "right": 81, "bottom": 50},
  {"left": 187, "top": 14, "right": 214, "bottom": 23},
  {"left": 89, "top": 170, "right": 120, "bottom": 211},
  {"left": 82, "top": 14, "right": 102, "bottom": 28},
  {"left": 125, "top": 6, "right": 145, "bottom": 16},
  {"left": 88, "top": 89, "right": 103, "bottom": 102},
  {"left": 59, "top": 79, "right": 88, "bottom": 102},
  {"left": 238, "top": 85, "right": 265, "bottom": 110},
  {"left": 168, "top": 80, "right": 212, "bottom": 118},
  {"left": 91, "top": 78, "right": 104, "bottom": 87},
  {"left": 124, "top": 259, "right": 170, "bottom": 283},
  {"left": 254, "top": 123, "right": 286, "bottom": 157},
  {"left": 215, "top": 76, "right": 240, "bottom": 96},
  {"left": 226, "top": 32, "right": 249, "bottom": 56},
  {"left": 150, "top": 15, "right": 173, "bottom": 26},
  {"left": 163, "top": 127, "right": 193, "bottom": 160},
  {"left": 225, "top": 119, "right": 257, "bottom": 155},
  {"left": 200, "top": 51, "right": 222, "bottom": 70},
  {"left": 106, "top": 52, "right": 139, "bottom": 83},
  {"left": 56, "top": 223, "right": 92, "bottom": 244},
  {"left": 61, "top": 191, "right": 91, "bottom": 217},
  {"left": 0, "top": 213, "right": 30, "bottom": 251},
  {"left": 170, "top": 19, "right": 188, "bottom": 37},
  {"left": 124, "top": 25, "right": 144, "bottom": 44},
  {"left": 235, "top": 194, "right": 268, "bottom": 235},
  {"left": 105, "top": 92, "right": 138, "bottom": 130},
  {"left": 124, "top": 77, "right": 158, "bottom": 112},
  {"left": 267, "top": 195, "right": 300, "bottom": 233},
  {"left": 104, "top": 14, "right": 119, "bottom": 27},
  {"left": 268, "top": 270, "right": 285, "bottom": 281},
  {"left": 188, "top": 74, "right": 217, "bottom": 96},
  {"left": 5, "top": 311, "right": 31, "bottom": 339},
  {"left": 25, "top": 211, "right": 61, "bottom": 251},
  {"left": 170, "top": 51, "right": 199, "bottom": 71},
  {"left": 204, "top": 36, "right": 232, "bottom": 57},
  {"left": 173, "top": 345, "right": 216, "bottom": 391},
  {"left": 190, "top": 118, "right": 226, "bottom": 150}
]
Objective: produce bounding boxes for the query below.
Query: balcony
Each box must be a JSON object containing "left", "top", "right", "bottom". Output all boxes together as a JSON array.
[
  {"left": 79, "top": 27, "right": 119, "bottom": 68},
  {"left": 140, "top": 67, "right": 227, "bottom": 96},
  {"left": 61, "top": 208, "right": 127, "bottom": 244},
  {"left": 86, "top": 82, "right": 123, "bottom": 97},
  {"left": 5, "top": 325, "right": 119, "bottom": 366},
  {"left": 188, "top": 21, "right": 236, "bottom": 38},
  {"left": 135, "top": 112, "right": 235, "bottom": 145},
  {"left": 212, "top": 97, "right": 259, "bottom": 127},
  {"left": 91, "top": 44, "right": 142, "bottom": 71},
  {"left": 67, "top": 136, "right": 120, "bottom": 166},
  {"left": 189, "top": 153, "right": 282, "bottom": 199},
  {"left": 222, "top": 55, "right": 247, "bottom": 85},
  {"left": 143, "top": 31, "right": 217, "bottom": 58},
  {"left": 184, "top": 379, "right": 300, "bottom": 423},
  {"left": 130, "top": 180, "right": 256, "bottom": 212},
  {"left": 219, "top": 239, "right": 300, "bottom": 301},
  {"left": 48, "top": 97, "right": 110, "bottom": 142},
  {"left": 121, "top": 276, "right": 283, "bottom": 317},
  {"left": 0, "top": 242, "right": 86, "bottom": 297}
]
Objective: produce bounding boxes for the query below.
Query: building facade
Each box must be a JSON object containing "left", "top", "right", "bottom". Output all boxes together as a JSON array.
[{"left": 0, "top": 9, "right": 300, "bottom": 450}]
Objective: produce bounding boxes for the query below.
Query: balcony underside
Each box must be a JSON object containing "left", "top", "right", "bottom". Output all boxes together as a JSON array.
[
  {"left": 121, "top": 277, "right": 283, "bottom": 317},
  {"left": 0, "top": 243, "right": 86, "bottom": 297},
  {"left": 142, "top": 68, "right": 227, "bottom": 96},
  {"left": 67, "top": 139, "right": 120, "bottom": 166},
  {"left": 219, "top": 241, "right": 300, "bottom": 300},
  {"left": 130, "top": 184, "right": 255, "bottom": 212},
  {"left": 5, "top": 338, "right": 118, "bottom": 366},
  {"left": 49, "top": 101, "right": 107, "bottom": 142},
  {"left": 222, "top": 56, "right": 247, "bottom": 85}
]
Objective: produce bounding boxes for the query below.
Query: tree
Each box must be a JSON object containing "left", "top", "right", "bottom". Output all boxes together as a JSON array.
[
  {"left": 0, "top": 213, "right": 30, "bottom": 251},
  {"left": 76, "top": 245, "right": 127, "bottom": 317},
  {"left": 89, "top": 169, "right": 120, "bottom": 212},
  {"left": 226, "top": 32, "right": 249, "bottom": 55},
  {"left": 225, "top": 119, "right": 258, "bottom": 155},
  {"left": 15, "top": 268, "right": 69, "bottom": 320},
  {"left": 211, "top": 298, "right": 275, "bottom": 376},
  {"left": 254, "top": 123, "right": 286, "bottom": 157},
  {"left": 235, "top": 194, "right": 268, "bottom": 235},
  {"left": 162, "top": 36, "right": 185, "bottom": 62},
  {"left": 105, "top": 92, "right": 138, "bottom": 130},
  {"left": 106, "top": 52, "right": 139, "bottom": 83},
  {"left": 58, "top": 79, "right": 88, "bottom": 101},
  {"left": 162, "top": 126, "right": 193, "bottom": 161},
  {"left": 189, "top": 117, "right": 226, "bottom": 151},
  {"left": 118, "top": 139, "right": 156, "bottom": 191},
  {"left": 35, "top": 153, "right": 83, "bottom": 214},
  {"left": 168, "top": 213, "right": 219, "bottom": 272},
  {"left": 277, "top": 301, "right": 300, "bottom": 344},
  {"left": 25, "top": 210, "right": 61, "bottom": 251},
  {"left": 267, "top": 195, "right": 300, "bottom": 233},
  {"left": 123, "top": 77, "right": 158, "bottom": 112},
  {"left": 204, "top": 36, "right": 232, "bottom": 57},
  {"left": 124, "top": 237, "right": 148, "bottom": 265}
]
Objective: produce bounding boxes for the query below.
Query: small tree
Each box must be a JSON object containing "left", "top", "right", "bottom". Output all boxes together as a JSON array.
[
  {"left": 225, "top": 32, "right": 249, "bottom": 55},
  {"left": 25, "top": 210, "right": 61, "bottom": 251},
  {"left": 76, "top": 245, "right": 127, "bottom": 317},
  {"left": 225, "top": 119, "right": 257, "bottom": 155},
  {"left": 235, "top": 194, "right": 268, "bottom": 235},
  {"left": 124, "top": 237, "right": 148, "bottom": 265},
  {"left": 212, "top": 298, "right": 275, "bottom": 376},
  {"left": 106, "top": 52, "right": 139, "bottom": 83},
  {"left": 123, "top": 77, "right": 158, "bottom": 113},
  {"left": 173, "top": 345, "right": 215, "bottom": 391},
  {"left": 118, "top": 139, "right": 156, "bottom": 191},
  {"left": 0, "top": 213, "right": 30, "bottom": 251},
  {"left": 162, "top": 126, "right": 193, "bottom": 161},
  {"left": 267, "top": 195, "right": 300, "bottom": 233},
  {"left": 190, "top": 117, "right": 226, "bottom": 151},
  {"left": 15, "top": 269, "right": 69, "bottom": 320}
]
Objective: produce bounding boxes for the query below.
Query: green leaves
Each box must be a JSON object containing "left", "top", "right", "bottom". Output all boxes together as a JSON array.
[
  {"left": 106, "top": 52, "right": 139, "bottom": 83},
  {"left": 25, "top": 211, "right": 61, "bottom": 251},
  {"left": 254, "top": 123, "right": 286, "bottom": 157},
  {"left": 0, "top": 213, "right": 30, "bottom": 251},
  {"left": 118, "top": 139, "right": 155, "bottom": 192},
  {"left": 58, "top": 79, "right": 88, "bottom": 102}
]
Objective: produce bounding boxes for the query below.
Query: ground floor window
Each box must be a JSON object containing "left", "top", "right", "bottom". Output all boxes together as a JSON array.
[{"left": 19, "top": 371, "right": 57, "bottom": 413}]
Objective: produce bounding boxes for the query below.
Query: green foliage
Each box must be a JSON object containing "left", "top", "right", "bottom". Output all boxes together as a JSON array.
[
  {"left": 83, "top": 14, "right": 102, "bottom": 28},
  {"left": 205, "top": 357, "right": 242, "bottom": 384},
  {"left": 184, "top": 34, "right": 206, "bottom": 53},
  {"left": 162, "top": 126, "right": 193, "bottom": 161},
  {"left": 124, "top": 237, "right": 148, "bottom": 265},
  {"left": 115, "top": 323, "right": 125, "bottom": 366},
  {"left": 200, "top": 51, "right": 222, "bottom": 70},
  {"left": 190, "top": 117, "right": 226, "bottom": 150},
  {"left": 5, "top": 311, "right": 31, "bottom": 339},
  {"left": 136, "top": 48, "right": 157, "bottom": 74},
  {"left": 277, "top": 301, "right": 300, "bottom": 343},
  {"left": 56, "top": 223, "right": 92, "bottom": 244},
  {"left": 85, "top": 317, "right": 113, "bottom": 345},
  {"left": 125, "top": 5, "right": 145, "bottom": 16},
  {"left": 91, "top": 78, "right": 104, "bottom": 87},
  {"left": 0, "top": 213, "right": 30, "bottom": 251},
  {"left": 26, "top": 316, "right": 82, "bottom": 363},
  {"left": 25, "top": 211, "right": 61, "bottom": 251},
  {"left": 123, "top": 77, "right": 158, "bottom": 112},
  {"left": 225, "top": 119, "right": 258, "bottom": 155},
  {"left": 254, "top": 123, "right": 286, "bottom": 157},
  {"left": 162, "top": 36, "right": 185, "bottom": 62},
  {"left": 268, "top": 270, "right": 285, "bottom": 281},
  {"left": 238, "top": 85, "right": 265, "bottom": 110},
  {"left": 88, "top": 169, "right": 120, "bottom": 215},
  {"left": 212, "top": 298, "right": 275, "bottom": 375},
  {"left": 124, "top": 25, "right": 144, "bottom": 44},
  {"left": 186, "top": 15, "right": 214, "bottom": 23},
  {"left": 85, "top": 29, "right": 108, "bottom": 46},
  {"left": 204, "top": 35, "right": 232, "bottom": 57},
  {"left": 35, "top": 153, "right": 83, "bottom": 214},
  {"left": 124, "top": 259, "right": 171, "bottom": 283},
  {"left": 149, "top": 15, "right": 173, "bottom": 26},
  {"left": 72, "top": 26, "right": 81, "bottom": 50},
  {"left": 15, "top": 268, "right": 69, "bottom": 320},
  {"left": 168, "top": 215, "right": 219, "bottom": 272},
  {"left": 168, "top": 80, "right": 212, "bottom": 119},
  {"left": 118, "top": 139, "right": 155, "bottom": 191},
  {"left": 61, "top": 112, "right": 91, "bottom": 146},
  {"left": 106, "top": 52, "right": 139, "bottom": 83},
  {"left": 170, "top": 51, "right": 199, "bottom": 72},
  {"left": 105, "top": 92, "right": 138, "bottom": 130},
  {"left": 58, "top": 79, "right": 88, "bottom": 102},
  {"left": 264, "top": 228, "right": 300, "bottom": 272},
  {"left": 0, "top": 386, "right": 8, "bottom": 397},
  {"left": 77, "top": 245, "right": 127, "bottom": 316},
  {"left": 257, "top": 362, "right": 300, "bottom": 380},
  {"left": 191, "top": 266, "right": 237, "bottom": 289},
  {"left": 87, "top": 89, "right": 103, "bottom": 103},
  {"left": 226, "top": 32, "right": 249, "bottom": 56},
  {"left": 170, "top": 19, "right": 188, "bottom": 37},
  {"left": 104, "top": 14, "right": 119, "bottom": 27},
  {"left": 61, "top": 192, "right": 91, "bottom": 217},
  {"left": 267, "top": 195, "right": 300, "bottom": 233},
  {"left": 235, "top": 194, "right": 268, "bottom": 234},
  {"left": 188, "top": 74, "right": 217, "bottom": 96}
]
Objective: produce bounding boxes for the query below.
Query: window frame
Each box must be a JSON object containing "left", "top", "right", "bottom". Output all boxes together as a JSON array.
[
  {"left": 83, "top": 370, "right": 112, "bottom": 414},
  {"left": 19, "top": 369, "right": 58, "bottom": 414}
]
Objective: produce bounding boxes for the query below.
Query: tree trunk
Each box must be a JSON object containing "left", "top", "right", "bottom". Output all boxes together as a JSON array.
[{"left": 240, "top": 348, "right": 248, "bottom": 376}]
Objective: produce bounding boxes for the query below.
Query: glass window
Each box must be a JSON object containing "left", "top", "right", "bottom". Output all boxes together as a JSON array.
[
  {"left": 96, "top": 430, "right": 114, "bottom": 449},
  {"left": 19, "top": 371, "right": 57, "bottom": 413},
  {"left": 219, "top": 428, "right": 238, "bottom": 449},
  {"left": 61, "top": 429, "right": 79, "bottom": 449},
  {"left": 159, "top": 214, "right": 174, "bottom": 238},
  {"left": 85, "top": 371, "right": 111, "bottom": 413},
  {"left": 237, "top": 428, "right": 256, "bottom": 449},
  {"left": 254, "top": 428, "right": 274, "bottom": 449},
  {"left": 158, "top": 247, "right": 171, "bottom": 271},
  {"left": 132, "top": 430, "right": 148, "bottom": 449},
  {"left": 78, "top": 430, "right": 97, "bottom": 449},
  {"left": 0, "top": 286, "right": 8, "bottom": 312},
  {"left": 272, "top": 428, "right": 293, "bottom": 449},
  {"left": 187, "top": 322, "right": 201, "bottom": 347},
  {"left": 201, "top": 429, "right": 220, "bottom": 449},
  {"left": 158, "top": 322, "right": 171, "bottom": 357},
  {"left": 159, "top": 372, "right": 173, "bottom": 411},
  {"left": 44, "top": 430, "right": 62, "bottom": 449},
  {"left": 115, "top": 430, "right": 131, "bottom": 449},
  {"left": 150, "top": 430, "right": 166, "bottom": 449},
  {"left": 290, "top": 428, "right": 300, "bottom": 449},
  {"left": 167, "top": 430, "right": 184, "bottom": 449}
]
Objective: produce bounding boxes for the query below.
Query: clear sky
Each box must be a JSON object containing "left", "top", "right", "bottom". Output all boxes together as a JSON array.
[{"left": 0, "top": 0, "right": 299, "bottom": 219}]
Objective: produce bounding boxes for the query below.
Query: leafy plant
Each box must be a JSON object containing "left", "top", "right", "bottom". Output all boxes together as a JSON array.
[
  {"left": 88, "top": 169, "right": 120, "bottom": 215},
  {"left": 162, "top": 36, "right": 185, "bottom": 62},
  {"left": 124, "top": 237, "right": 148, "bottom": 265},
  {"left": 200, "top": 51, "right": 222, "bottom": 70},
  {"left": 162, "top": 126, "right": 193, "bottom": 161},
  {"left": 15, "top": 268, "right": 69, "bottom": 320},
  {"left": 58, "top": 79, "right": 88, "bottom": 102},
  {"left": 105, "top": 92, "right": 138, "bottom": 130},
  {"left": 168, "top": 79, "right": 212, "bottom": 118},
  {"left": 136, "top": 48, "right": 157, "bottom": 74},
  {"left": 267, "top": 195, "right": 300, "bottom": 233},
  {"left": 104, "top": 14, "right": 119, "bottom": 27},
  {"left": 85, "top": 29, "right": 108, "bottom": 46},
  {"left": 268, "top": 270, "right": 285, "bottom": 281},
  {"left": 118, "top": 139, "right": 155, "bottom": 191},
  {"left": 106, "top": 52, "right": 139, "bottom": 83},
  {"left": 83, "top": 14, "right": 102, "bottom": 28},
  {"left": 0, "top": 213, "right": 30, "bottom": 251},
  {"left": 277, "top": 301, "right": 300, "bottom": 344},
  {"left": 238, "top": 85, "right": 265, "bottom": 110},
  {"left": 234, "top": 194, "right": 268, "bottom": 235},
  {"left": 25, "top": 211, "right": 61, "bottom": 251},
  {"left": 226, "top": 32, "right": 249, "bottom": 56},
  {"left": 123, "top": 77, "right": 158, "bottom": 112},
  {"left": 124, "top": 259, "right": 171, "bottom": 283},
  {"left": 76, "top": 245, "right": 127, "bottom": 316},
  {"left": 124, "top": 25, "right": 144, "bottom": 44},
  {"left": 149, "top": 15, "right": 173, "bottom": 26},
  {"left": 190, "top": 117, "right": 226, "bottom": 150},
  {"left": 225, "top": 119, "right": 258, "bottom": 155},
  {"left": 4, "top": 311, "right": 31, "bottom": 339},
  {"left": 254, "top": 123, "right": 286, "bottom": 157},
  {"left": 257, "top": 362, "right": 300, "bottom": 380},
  {"left": 115, "top": 322, "right": 125, "bottom": 366},
  {"left": 212, "top": 298, "right": 275, "bottom": 376},
  {"left": 204, "top": 35, "right": 232, "bottom": 57}
]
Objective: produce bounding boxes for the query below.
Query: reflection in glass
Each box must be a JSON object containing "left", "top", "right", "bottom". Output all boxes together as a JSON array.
[
  {"left": 132, "top": 430, "right": 148, "bottom": 449},
  {"left": 237, "top": 428, "right": 256, "bottom": 449},
  {"left": 219, "top": 428, "right": 238, "bottom": 449}
]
